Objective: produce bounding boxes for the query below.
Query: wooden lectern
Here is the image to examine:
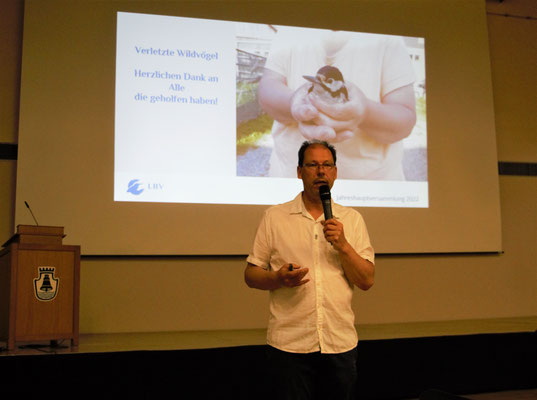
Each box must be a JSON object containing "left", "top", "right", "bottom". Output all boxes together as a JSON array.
[{"left": 0, "top": 225, "right": 80, "bottom": 350}]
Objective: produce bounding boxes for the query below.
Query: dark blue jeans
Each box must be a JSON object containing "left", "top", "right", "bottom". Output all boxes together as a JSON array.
[{"left": 266, "top": 345, "right": 358, "bottom": 400}]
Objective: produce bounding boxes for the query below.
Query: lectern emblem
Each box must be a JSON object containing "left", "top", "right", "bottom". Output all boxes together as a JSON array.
[{"left": 34, "top": 267, "right": 59, "bottom": 301}]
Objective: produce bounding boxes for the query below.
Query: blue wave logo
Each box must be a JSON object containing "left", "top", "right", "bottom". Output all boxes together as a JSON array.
[{"left": 127, "top": 179, "right": 144, "bottom": 195}]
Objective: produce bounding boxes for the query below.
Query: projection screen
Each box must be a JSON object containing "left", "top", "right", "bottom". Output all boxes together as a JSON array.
[{"left": 15, "top": 0, "right": 502, "bottom": 255}]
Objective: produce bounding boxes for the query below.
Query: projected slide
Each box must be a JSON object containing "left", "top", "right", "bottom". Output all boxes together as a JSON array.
[{"left": 115, "top": 12, "right": 428, "bottom": 207}]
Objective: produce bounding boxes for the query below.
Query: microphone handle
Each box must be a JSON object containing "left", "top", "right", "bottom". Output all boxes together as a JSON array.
[{"left": 322, "top": 199, "right": 333, "bottom": 220}]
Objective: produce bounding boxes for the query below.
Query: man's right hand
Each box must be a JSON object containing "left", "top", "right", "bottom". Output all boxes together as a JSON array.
[
  {"left": 277, "top": 263, "right": 310, "bottom": 288},
  {"left": 245, "top": 263, "right": 309, "bottom": 290}
]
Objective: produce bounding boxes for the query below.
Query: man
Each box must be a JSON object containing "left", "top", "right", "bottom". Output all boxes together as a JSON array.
[
  {"left": 257, "top": 28, "right": 416, "bottom": 180},
  {"left": 244, "top": 140, "right": 375, "bottom": 399}
]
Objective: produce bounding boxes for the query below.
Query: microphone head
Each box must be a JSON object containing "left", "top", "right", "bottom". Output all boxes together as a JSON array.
[{"left": 319, "top": 184, "right": 331, "bottom": 201}]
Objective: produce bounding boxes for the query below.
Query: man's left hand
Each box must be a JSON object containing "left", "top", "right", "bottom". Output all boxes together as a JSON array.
[{"left": 322, "top": 219, "right": 349, "bottom": 252}]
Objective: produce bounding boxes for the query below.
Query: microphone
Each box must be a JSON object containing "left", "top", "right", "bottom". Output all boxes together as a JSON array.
[
  {"left": 319, "top": 185, "right": 333, "bottom": 220},
  {"left": 24, "top": 201, "right": 39, "bottom": 226}
]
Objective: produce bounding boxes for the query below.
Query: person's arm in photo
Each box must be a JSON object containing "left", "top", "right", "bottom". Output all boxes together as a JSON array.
[
  {"left": 258, "top": 69, "right": 320, "bottom": 124},
  {"left": 258, "top": 69, "right": 295, "bottom": 124}
]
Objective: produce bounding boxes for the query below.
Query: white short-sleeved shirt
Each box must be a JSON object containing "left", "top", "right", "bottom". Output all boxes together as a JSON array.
[
  {"left": 247, "top": 193, "right": 375, "bottom": 354},
  {"left": 264, "top": 29, "right": 416, "bottom": 180}
]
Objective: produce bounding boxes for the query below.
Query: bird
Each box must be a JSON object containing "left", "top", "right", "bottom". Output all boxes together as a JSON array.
[{"left": 303, "top": 65, "right": 349, "bottom": 103}]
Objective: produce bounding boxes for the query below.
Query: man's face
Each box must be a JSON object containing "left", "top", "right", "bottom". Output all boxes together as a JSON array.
[{"left": 297, "top": 144, "right": 337, "bottom": 201}]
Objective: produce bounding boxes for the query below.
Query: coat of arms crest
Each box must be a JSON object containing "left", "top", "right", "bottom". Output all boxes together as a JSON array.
[{"left": 34, "top": 267, "right": 59, "bottom": 301}]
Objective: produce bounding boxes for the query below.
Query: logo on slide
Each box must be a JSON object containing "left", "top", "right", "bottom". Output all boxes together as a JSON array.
[{"left": 127, "top": 179, "right": 144, "bottom": 195}]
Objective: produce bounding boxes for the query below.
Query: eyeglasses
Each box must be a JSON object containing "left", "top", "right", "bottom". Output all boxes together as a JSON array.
[{"left": 303, "top": 162, "right": 336, "bottom": 171}]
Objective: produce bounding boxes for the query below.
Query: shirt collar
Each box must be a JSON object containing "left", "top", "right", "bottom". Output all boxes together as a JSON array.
[
  {"left": 289, "top": 193, "right": 304, "bottom": 215},
  {"left": 289, "top": 192, "right": 340, "bottom": 220}
]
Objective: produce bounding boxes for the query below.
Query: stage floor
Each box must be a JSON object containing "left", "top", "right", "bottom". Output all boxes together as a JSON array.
[
  {"left": 465, "top": 389, "right": 537, "bottom": 399},
  {"left": 1, "top": 315, "right": 536, "bottom": 356},
  {"left": 1, "top": 316, "right": 535, "bottom": 400}
]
